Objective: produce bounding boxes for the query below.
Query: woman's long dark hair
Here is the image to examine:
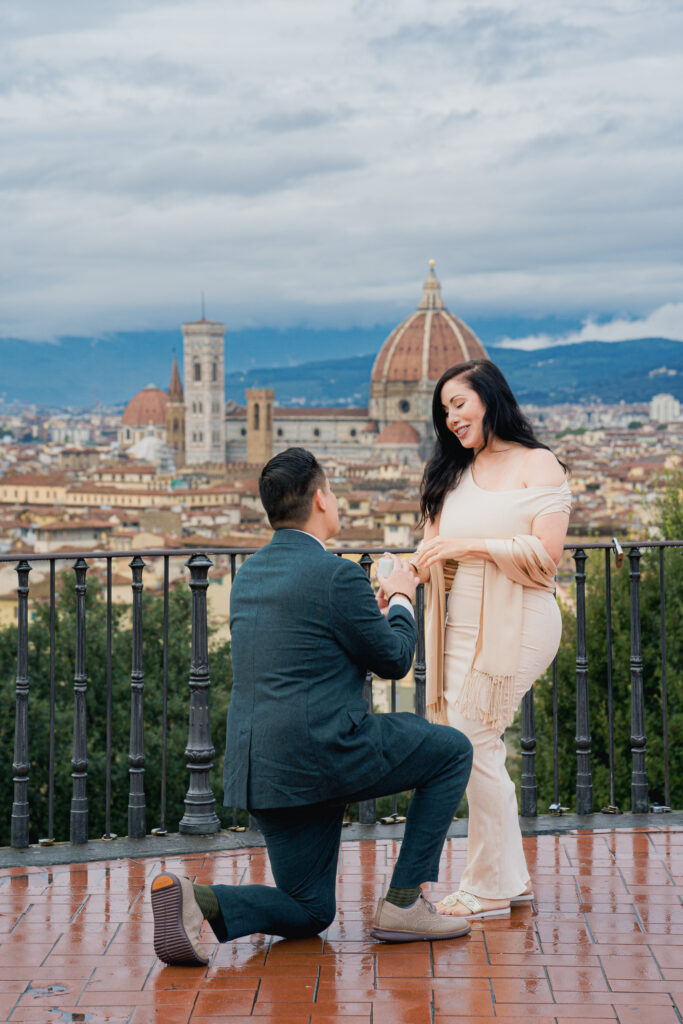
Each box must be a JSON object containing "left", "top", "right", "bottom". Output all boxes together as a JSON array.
[{"left": 419, "top": 359, "right": 564, "bottom": 524}]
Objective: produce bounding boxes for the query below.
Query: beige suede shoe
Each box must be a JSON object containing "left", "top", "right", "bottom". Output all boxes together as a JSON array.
[
  {"left": 371, "top": 893, "right": 471, "bottom": 943},
  {"left": 151, "top": 873, "right": 209, "bottom": 966}
]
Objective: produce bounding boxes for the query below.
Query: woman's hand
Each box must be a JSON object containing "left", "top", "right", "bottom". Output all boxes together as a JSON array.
[
  {"left": 378, "top": 555, "right": 419, "bottom": 602},
  {"left": 412, "top": 535, "right": 490, "bottom": 570}
]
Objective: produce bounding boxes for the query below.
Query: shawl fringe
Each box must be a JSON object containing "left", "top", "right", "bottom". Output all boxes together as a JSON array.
[
  {"left": 453, "top": 667, "right": 517, "bottom": 733},
  {"left": 426, "top": 697, "right": 449, "bottom": 726}
]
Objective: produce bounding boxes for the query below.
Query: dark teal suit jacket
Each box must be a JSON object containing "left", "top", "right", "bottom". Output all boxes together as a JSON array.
[{"left": 223, "top": 529, "right": 426, "bottom": 809}]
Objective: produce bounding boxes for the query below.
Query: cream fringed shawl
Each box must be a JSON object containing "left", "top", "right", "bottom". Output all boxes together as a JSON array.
[{"left": 425, "top": 535, "right": 558, "bottom": 732}]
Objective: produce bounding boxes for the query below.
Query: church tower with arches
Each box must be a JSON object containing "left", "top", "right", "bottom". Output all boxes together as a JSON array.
[
  {"left": 182, "top": 318, "right": 226, "bottom": 465},
  {"left": 246, "top": 388, "right": 274, "bottom": 466}
]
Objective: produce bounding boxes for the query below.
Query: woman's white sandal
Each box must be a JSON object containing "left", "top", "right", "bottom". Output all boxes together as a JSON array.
[
  {"left": 510, "top": 892, "right": 534, "bottom": 906},
  {"left": 438, "top": 890, "right": 511, "bottom": 920}
]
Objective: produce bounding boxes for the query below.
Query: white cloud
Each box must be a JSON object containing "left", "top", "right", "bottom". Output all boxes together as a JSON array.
[
  {"left": 1, "top": 0, "right": 682, "bottom": 338},
  {"left": 498, "top": 303, "right": 683, "bottom": 350}
]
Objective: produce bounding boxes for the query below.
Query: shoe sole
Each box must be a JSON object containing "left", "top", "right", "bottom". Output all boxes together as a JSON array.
[
  {"left": 151, "top": 873, "right": 208, "bottom": 966},
  {"left": 510, "top": 893, "right": 534, "bottom": 905},
  {"left": 463, "top": 907, "right": 511, "bottom": 920},
  {"left": 370, "top": 923, "right": 471, "bottom": 942},
  {"left": 436, "top": 903, "right": 512, "bottom": 920}
]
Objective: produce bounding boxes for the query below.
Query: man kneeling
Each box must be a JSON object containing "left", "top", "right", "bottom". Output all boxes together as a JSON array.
[{"left": 151, "top": 448, "right": 473, "bottom": 963}]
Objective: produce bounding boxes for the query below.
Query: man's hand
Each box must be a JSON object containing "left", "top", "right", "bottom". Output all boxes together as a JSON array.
[{"left": 378, "top": 554, "right": 419, "bottom": 602}]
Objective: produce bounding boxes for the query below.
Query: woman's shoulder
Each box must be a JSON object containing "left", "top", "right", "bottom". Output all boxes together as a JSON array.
[{"left": 521, "top": 447, "right": 567, "bottom": 488}]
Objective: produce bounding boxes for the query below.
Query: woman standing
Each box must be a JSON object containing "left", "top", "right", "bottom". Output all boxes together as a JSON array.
[{"left": 412, "top": 360, "right": 571, "bottom": 920}]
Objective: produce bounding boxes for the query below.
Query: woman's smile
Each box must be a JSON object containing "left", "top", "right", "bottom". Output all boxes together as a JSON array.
[{"left": 441, "top": 377, "right": 485, "bottom": 449}]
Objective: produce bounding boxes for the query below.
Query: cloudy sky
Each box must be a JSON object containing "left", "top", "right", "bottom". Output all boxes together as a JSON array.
[{"left": 2, "top": 0, "right": 683, "bottom": 347}]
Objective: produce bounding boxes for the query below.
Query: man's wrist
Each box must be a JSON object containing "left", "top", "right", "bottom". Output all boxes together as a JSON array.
[{"left": 387, "top": 591, "right": 414, "bottom": 603}]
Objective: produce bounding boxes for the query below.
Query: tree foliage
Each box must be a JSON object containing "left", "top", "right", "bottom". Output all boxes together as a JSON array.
[
  {"left": 516, "top": 469, "right": 683, "bottom": 812},
  {"left": 0, "top": 575, "right": 232, "bottom": 846}
]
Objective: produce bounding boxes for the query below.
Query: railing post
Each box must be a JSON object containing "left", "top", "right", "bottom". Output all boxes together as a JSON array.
[
  {"left": 548, "top": 656, "right": 563, "bottom": 814},
  {"left": 104, "top": 558, "right": 114, "bottom": 839},
  {"left": 180, "top": 553, "right": 220, "bottom": 834},
  {"left": 573, "top": 548, "right": 593, "bottom": 814},
  {"left": 128, "top": 555, "right": 146, "bottom": 838},
  {"left": 520, "top": 688, "right": 537, "bottom": 816},
  {"left": 228, "top": 552, "right": 239, "bottom": 830},
  {"left": 358, "top": 552, "right": 376, "bottom": 825},
  {"left": 414, "top": 583, "right": 426, "bottom": 718},
  {"left": 155, "top": 554, "right": 170, "bottom": 836},
  {"left": 628, "top": 546, "right": 648, "bottom": 812},
  {"left": 603, "top": 546, "right": 618, "bottom": 811},
  {"left": 658, "top": 546, "right": 670, "bottom": 810},
  {"left": 41, "top": 559, "right": 57, "bottom": 845},
  {"left": 71, "top": 558, "right": 89, "bottom": 843},
  {"left": 11, "top": 560, "right": 32, "bottom": 848}
]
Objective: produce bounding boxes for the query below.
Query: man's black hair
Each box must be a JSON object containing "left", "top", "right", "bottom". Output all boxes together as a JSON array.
[{"left": 259, "top": 447, "right": 326, "bottom": 528}]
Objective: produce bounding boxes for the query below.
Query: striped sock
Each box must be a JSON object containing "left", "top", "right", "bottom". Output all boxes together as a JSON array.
[
  {"left": 385, "top": 886, "right": 421, "bottom": 908},
  {"left": 192, "top": 884, "right": 219, "bottom": 921}
]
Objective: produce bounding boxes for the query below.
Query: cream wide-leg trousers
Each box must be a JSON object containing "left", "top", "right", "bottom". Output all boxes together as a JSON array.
[{"left": 444, "top": 561, "right": 561, "bottom": 900}]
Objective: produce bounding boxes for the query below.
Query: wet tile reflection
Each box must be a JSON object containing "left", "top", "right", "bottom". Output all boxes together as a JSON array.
[{"left": 0, "top": 827, "right": 680, "bottom": 1021}]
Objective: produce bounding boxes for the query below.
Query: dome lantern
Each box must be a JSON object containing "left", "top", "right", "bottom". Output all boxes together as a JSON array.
[{"left": 417, "top": 260, "right": 446, "bottom": 311}]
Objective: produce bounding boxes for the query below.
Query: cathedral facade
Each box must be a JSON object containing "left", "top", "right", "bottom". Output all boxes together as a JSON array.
[{"left": 119, "top": 264, "right": 488, "bottom": 470}]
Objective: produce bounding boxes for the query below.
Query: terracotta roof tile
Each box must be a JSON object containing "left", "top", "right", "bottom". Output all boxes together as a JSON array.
[
  {"left": 121, "top": 386, "right": 168, "bottom": 427},
  {"left": 376, "top": 421, "right": 421, "bottom": 444}
]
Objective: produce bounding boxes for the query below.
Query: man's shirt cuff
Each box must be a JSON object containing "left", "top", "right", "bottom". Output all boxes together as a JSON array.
[{"left": 388, "top": 595, "right": 415, "bottom": 619}]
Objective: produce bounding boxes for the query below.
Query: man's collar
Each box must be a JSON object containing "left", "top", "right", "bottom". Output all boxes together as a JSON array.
[
  {"left": 289, "top": 528, "right": 326, "bottom": 549},
  {"left": 273, "top": 527, "right": 326, "bottom": 549}
]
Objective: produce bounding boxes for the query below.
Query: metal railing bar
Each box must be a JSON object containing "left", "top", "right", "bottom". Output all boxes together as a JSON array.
[
  {"left": 604, "top": 547, "right": 618, "bottom": 812},
  {"left": 628, "top": 547, "right": 648, "bottom": 812},
  {"left": 11, "top": 561, "right": 31, "bottom": 848},
  {"left": 229, "top": 553, "right": 238, "bottom": 830},
  {"left": 70, "top": 558, "right": 89, "bottom": 843},
  {"left": 3, "top": 539, "right": 679, "bottom": 567},
  {"left": 573, "top": 548, "right": 593, "bottom": 814},
  {"left": 551, "top": 657, "right": 560, "bottom": 811},
  {"left": 659, "top": 547, "right": 670, "bottom": 810},
  {"left": 47, "top": 560, "right": 56, "bottom": 842},
  {"left": 414, "top": 584, "right": 426, "bottom": 719},
  {"left": 358, "top": 553, "right": 376, "bottom": 825},
  {"left": 0, "top": 547, "right": 259, "bottom": 563},
  {"left": 128, "top": 556, "right": 146, "bottom": 838},
  {"left": 391, "top": 678, "right": 398, "bottom": 818},
  {"left": 179, "top": 554, "right": 220, "bottom": 835},
  {"left": 104, "top": 558, "right": 113, "bottom": 839},
  {"left": 520, "top": 688, "right": 537, "bottom": 816},
  {"left": 157, "top": 555, "right": 170, "bottom": 835}
]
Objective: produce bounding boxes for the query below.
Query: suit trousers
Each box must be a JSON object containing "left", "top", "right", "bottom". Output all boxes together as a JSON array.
[{"left": 209, "top": 721, "right": 472, "bottom": 941}]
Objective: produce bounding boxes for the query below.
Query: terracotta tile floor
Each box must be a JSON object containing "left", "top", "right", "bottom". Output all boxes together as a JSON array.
[{"left": 0, "top": 827, "right": 681, "bottom": 1023}]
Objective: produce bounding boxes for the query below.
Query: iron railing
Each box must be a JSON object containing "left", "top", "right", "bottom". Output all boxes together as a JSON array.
[{"left": 1, "top": 539, "right": 680, "bottom": 848}]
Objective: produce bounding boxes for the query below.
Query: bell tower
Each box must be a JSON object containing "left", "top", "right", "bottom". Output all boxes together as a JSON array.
[
  {"left": 166, "top": 352, "right": 185, "bottom": 468},
  {"left": 182, "top": 318, "right": 225, "bottom": 465},
  {"left": 246, "top": 388, "right": 274, "bottom": 466}
]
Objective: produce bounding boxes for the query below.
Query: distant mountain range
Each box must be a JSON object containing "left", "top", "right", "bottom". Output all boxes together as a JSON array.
[
  {"left": 227, "top": 339, "right": 682, "bottom": 408},
  {"left": 0, "top": 328, "right": 680, "bottom": 409}
]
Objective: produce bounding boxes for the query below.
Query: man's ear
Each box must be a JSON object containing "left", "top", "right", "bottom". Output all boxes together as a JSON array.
[{"left": 312, "top": 486, "right": 327, "bottom": 513}]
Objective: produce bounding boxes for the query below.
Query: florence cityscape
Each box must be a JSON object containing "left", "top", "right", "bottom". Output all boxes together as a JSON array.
[{"left": 0, "top": 259, "right": 680, "bottom": 591}]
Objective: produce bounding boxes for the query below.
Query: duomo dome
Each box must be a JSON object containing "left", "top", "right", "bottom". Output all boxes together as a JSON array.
[
  {"left": 368, "top": 262, "right": 488, "bottom": 437},
  {"left": 119, "top": 383, "right": 169, "bottom": 451},
  {"left": 122, "top": 384, "right": 168, "bottom": 427}
]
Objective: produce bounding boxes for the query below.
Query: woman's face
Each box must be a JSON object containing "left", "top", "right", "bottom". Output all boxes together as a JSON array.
[{"left": 440, "top": 376, "right": 487, "bottom": 451}]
